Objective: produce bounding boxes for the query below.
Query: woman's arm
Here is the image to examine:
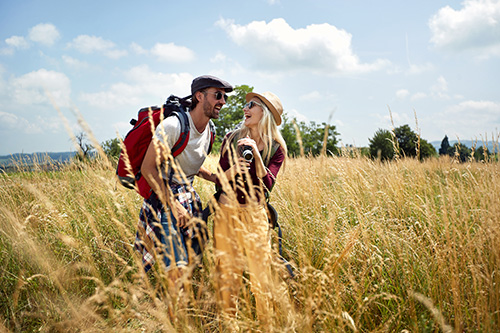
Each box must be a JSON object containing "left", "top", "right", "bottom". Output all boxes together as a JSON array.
[{"left": 259, "top": 146, "right": 285, "bottom": 191}]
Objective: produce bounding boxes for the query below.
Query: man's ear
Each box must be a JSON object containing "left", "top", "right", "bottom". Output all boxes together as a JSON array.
[{"left": 195, "top": 90, "right": 204, "bottom": 102}]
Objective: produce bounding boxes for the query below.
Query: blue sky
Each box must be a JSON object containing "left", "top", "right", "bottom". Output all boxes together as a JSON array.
[{"left": 1, "top": 0, "right": 499, "bottom": 155}]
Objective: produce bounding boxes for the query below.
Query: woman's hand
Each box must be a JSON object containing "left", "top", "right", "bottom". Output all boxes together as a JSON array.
[
  {"left": 237, "top": 136, "right": 259, "bottom": 152},
  {"left": 237, "top": 136, "right": 267, "bottom": 178},
  {"left": 231, "top": 157, "right": 251, "bottom": 173}
]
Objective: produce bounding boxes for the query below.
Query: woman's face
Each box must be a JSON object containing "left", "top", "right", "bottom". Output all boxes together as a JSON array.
[{"left": 243, "top": 98, "right": 264, "bottom": 129}]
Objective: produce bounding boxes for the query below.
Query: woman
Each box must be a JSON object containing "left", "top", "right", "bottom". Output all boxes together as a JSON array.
[{"left": 213, "top": 91, "right": 287, "bottom": 324}]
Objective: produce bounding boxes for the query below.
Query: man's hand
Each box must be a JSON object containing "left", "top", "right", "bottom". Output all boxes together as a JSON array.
[{"left": 173, "top": 200, "right": 191, "bottom": 228}]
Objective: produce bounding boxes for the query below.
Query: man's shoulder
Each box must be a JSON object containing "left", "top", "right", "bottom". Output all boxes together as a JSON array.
[
  {"left": 155, "top": 113, "right": 183, "bottom": 140},
  {"left": 159, "top": 112, "right": 184, "bottom": 129}
]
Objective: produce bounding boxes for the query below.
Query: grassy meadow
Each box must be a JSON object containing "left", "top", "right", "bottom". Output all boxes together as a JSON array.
[{"left": 0, "top": 152, "right": 499, "bottom": 332}]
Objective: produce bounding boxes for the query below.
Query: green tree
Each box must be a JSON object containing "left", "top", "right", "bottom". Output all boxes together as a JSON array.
[
  {"left": 393, "top": 125, "right": 418, "bottom": 157},
  {"left": 369, "top": 129, "right": 394, "bottom": 160},
  {"left": 101, "top": 138, "right": 121, "bottom": 159},
  {"left": 213, "top": 84, "right": 253, "bottom": 152},
  {"left": 74, "top": 132, "right": 94, "bottom": 161},
  {"left": 302, "top": 121, "right": 339, "bottom": 156},
  {"left": 448, "top": 143, "right": 472, "bottom": 162},
  {"left": 439, "top": 135, "right": 450, "bottom": 155},
  {"left": 420, "top": 140, "right": 437, "bottom": 159},
  {"left": 280, "top": 114, "right": 301, "bottom": 156},
  {"left": 369, "top": 125, "right": 436, "bottom": 160},
  {"left": 280, "top": 115, "right": 339, "bottom": 157},
  {"left": 474, "top": 146, "right": 489, "bottom": 161}
]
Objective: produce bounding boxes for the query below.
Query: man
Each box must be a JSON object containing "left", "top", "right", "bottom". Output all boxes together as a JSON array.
[{"left": 136, "top": 75, "right": 233, "bottom": 294}]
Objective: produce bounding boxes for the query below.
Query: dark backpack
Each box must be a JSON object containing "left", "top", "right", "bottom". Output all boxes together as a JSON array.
[{"left": 116, "top": 95, "right": 215, "bottom": 199}]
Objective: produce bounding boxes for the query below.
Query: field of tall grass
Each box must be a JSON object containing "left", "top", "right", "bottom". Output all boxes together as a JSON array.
[{"left": 1, "top": 152, "right": 499, "bottom": 332}]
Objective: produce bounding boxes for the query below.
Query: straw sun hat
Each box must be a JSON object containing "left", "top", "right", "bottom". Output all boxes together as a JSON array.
[{"left": 245, "top": 91, "right": 283, "bottom": 125}]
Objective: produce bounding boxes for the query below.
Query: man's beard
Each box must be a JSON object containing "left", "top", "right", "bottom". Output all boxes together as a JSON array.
[{"left": 203, "top": 99, "right": 221, "bottom": 119}]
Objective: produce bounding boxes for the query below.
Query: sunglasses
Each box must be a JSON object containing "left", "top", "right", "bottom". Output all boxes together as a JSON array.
[
  {"left": 244, "top": 101, "right": 263, "bottom": 109},
  {"left": 205, "top": 91, "right": 228, "bottom": 101}
]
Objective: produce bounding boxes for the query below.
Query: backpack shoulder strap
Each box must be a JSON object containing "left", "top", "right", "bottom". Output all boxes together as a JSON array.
[
  {"left": 269, "top": 140, "right": 280, "bottom": 165},
  {"left": 170, "top": 111, "right": 190, "bottom": 157},
  {"left": 207, "top": 120, "right": 216, "bottom": 155}
]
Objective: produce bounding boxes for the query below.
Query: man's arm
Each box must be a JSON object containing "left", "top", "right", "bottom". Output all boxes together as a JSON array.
[
  {"left": 141, "top": 140, "right": 168, "bottom": 203},
  {"left": 197, "top": 166, "right": 217, "bottom": 183},
  {"left": 141, "top": 140, "right": 190, "bottom": 227}
]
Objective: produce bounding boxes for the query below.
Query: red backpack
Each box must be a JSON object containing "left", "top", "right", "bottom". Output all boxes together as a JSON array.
[{"left": 116, "top": 95, "right": 215, "bottom": 199}]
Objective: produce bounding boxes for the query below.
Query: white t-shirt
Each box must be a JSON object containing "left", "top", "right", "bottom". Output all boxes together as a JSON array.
[{"left": 154, "top": 112, "right": 212, "bottom": 185}]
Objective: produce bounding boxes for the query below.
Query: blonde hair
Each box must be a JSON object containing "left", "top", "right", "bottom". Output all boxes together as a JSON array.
[{"left": 224, "top": 98, "right": 287, "bottom": 165}]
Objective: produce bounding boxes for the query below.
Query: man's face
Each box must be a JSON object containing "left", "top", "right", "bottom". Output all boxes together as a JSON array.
[{"left": 201, "top": 88, "right": 227, "bottom": 119}]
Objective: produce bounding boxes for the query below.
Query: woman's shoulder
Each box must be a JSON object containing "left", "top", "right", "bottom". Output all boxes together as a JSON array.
[
  {"left": 222, "top": 131, "right": 234, "bottom": 144},
  {"left": 224, "top": 129, "right": 243, "bottom": 144},
  {"left": 270, "top": 139, "right": 282, "bottom": 153},
  {"left": 226, "top": 128, "right": 243, "bottom": 137},
  {"left": 270, "top": 140, "right": 285, "bottom": 161}
]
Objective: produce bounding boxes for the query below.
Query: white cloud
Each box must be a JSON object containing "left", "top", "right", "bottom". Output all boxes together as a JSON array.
[
  {"left": 10, "top": 69, "right": 72, "bottom": 107},
  {"left": 431, "top": 75, "right": 451, "bottom": 100},
  {"left": 62, "top": 55, "right": 90, "bottom": 69},
  {"left": 0, "top": 111, "right": 22, "bottom": 130},
  {"left": 105, "top": 49, "right": 128, "bottom": 59},
  {"left": 216, "top": 18, "right": 389, "bottom": 74},
  {"left": 80, "top": 65, "right": 193, "bottom": 109},
  {"left": 436, "top": 100, "right": 500, "bottom": 139},
  {"left": 381, "top": 111, "right": 413, "bottom": 128},
  {"left": 29, "top": 23, "right": 60, "bottom": 46},
  {"left": 81, "top": 83, "right": 143, "bottom": 108},
  {"left": 447, "top": 100, "right": 500, "bottom": 119},
  {"left": 150, "top": 42, "right": 195, "bottom": 62},
  {"left": 67, "top": 35, "right": 127, "bottom": 59},
  {"left": 284, "top": 108, "right": 308, "bottom": 122},
  {"left": 0, "top": 48, "right": 14, "bottom": 55},
  {"left": 0, "top": 64, "right": 6, "bottom": 91},
  {"left": 5, "top": 36, "right": 29, "bottom": 49},
  {"left": 299, "top": 91, "right": 322, "bottom": 101},
  {"left": 0, "top": 111, "right": 62, "bottom": 134},
  {"left": 396, "top": 89, "right": 410, "bottom": 99},
  {"left": 433, "top": 75, "right": 448, "bottom": 91},
  {"left": 68, "top": 35, "right": 114, "bottom": 53},
  {"left": 395, "top": 76, "right": 459, "bottom": 103},
  {"left": 386, "top": 61, "right": 432, "bottom": 75},
  {"left": 130, "top": 42, "right": 148, "bottom": 55},
  {"left": 407, "top": 63, "right": 434, "bottom": 75},
  {"left": 429, "top": 0, "right": 500, "bottom": 58},
  {"left": 124, "top": 65, "right": 193, "bottom": 92},
  {"left": 130, "top": 41, "right": 195, "bottom": 62},
  {"left": 411, "top": 92, "right": 427, "bottom": 101},
  {"left": 210, "top": 51, "right": 227, "bottom": 63},
  {"left": 113, "top": 121, "right": 133, "bottom": 137}
]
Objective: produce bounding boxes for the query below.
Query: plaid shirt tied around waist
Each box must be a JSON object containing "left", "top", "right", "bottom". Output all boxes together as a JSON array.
[{"left": 134, "top": 183, "right": 202, "bottom": 272}]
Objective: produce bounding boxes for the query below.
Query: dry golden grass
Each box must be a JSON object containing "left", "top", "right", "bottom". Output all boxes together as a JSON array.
[{"left": 1, "top": 154, "right": 499, "bottom": 332}]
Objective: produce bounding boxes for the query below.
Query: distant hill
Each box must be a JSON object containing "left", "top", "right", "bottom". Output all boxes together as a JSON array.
[
  {"left": 0, "top": 152, "right": 77, "bottom": 167},
  {"left": 430, "top": 140, "right": 497, "bottom": 152}
]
